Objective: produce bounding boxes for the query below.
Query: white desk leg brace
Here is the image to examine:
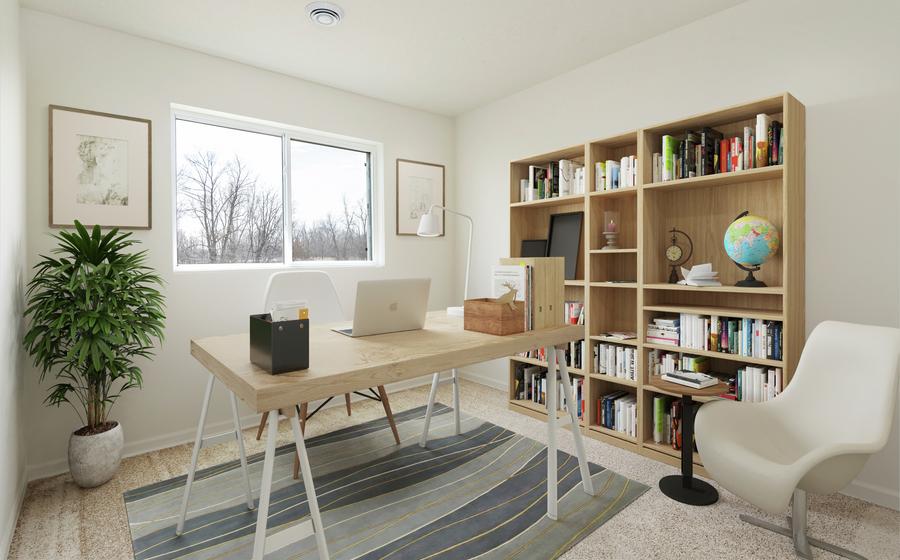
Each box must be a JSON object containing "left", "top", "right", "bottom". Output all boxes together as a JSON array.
[
  {"left": 176, "top": 373, "right": 254, "bottom": 536},
  {"left": 546, "top": 345, "right": 596, "bottom": 521},
  {"left": 420, "top": 370, "right": 462, "bottom": 448}
]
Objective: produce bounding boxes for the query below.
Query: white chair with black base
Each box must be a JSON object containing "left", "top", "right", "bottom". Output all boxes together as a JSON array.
[
  {"left": 256, "top": 271, "right": 401, "bottom": 479},
  {"left": 696, "top": 321, "right": 900, "bottom": 560}
]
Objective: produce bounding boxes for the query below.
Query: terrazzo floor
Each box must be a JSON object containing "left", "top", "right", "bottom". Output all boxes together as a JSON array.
[{"left": 9, "top": 379, "right": 900, "bottom": 559}]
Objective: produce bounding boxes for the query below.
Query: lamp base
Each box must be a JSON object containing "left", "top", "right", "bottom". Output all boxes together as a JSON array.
[{"left": 447, "top": 306, "right": 465, "bottom": 317}]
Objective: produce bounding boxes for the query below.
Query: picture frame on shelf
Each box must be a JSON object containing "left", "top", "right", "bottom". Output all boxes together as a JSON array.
[
  {"left": 49, "top": 105, "right": 152, "bottom": 229},
  {"left": 396, "top": 158, "right": 445, "bottom": 236}
]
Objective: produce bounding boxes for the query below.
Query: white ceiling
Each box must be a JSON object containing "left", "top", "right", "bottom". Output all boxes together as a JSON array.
[{"left": 22, "top": 0, "right": 745, "bottom": 115}]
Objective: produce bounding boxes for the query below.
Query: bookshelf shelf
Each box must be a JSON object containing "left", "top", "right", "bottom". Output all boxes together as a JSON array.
[
  {"left": 589, "top": 335, "right": 638, "bottom": 346},
  {"left": 588, "top": 187, "right": 638, "bottom": 198},
  {"left": 510, "top": 355, "right": 585, "bottom": 375},
  {"left": 642, "top": 342, "right": 785, "bottom": 367},
  {"left": 510, "top": 193, "right": 585, "bottom": 209},
  {"left": 590, "top": 248, "right": 637, "bottom": 254},
  {"left": 507, "top": 93, "right": 804, "bottom": 477},
  {"left": 589, "top": 425, "right": 638, "bottom": 443},
  {"left": 643, "top": 283, "right": 784, "bottom": 295},
  {"left": 589, "top": 373, "right": 637, "bottom": 388},
  {"left": 643, "top": 165, "right": 783, "bottom": 192},
  {"left": 644, "top": 304, "right": 784, "bottom": 322},
  {"left": 590, "top": 282, "right": 638, "bottom": 289},
  {"left": 508, "top": 399, "right": 586, "bottom": 425}
]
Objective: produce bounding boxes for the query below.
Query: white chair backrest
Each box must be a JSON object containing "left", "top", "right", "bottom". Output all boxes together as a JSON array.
[
  {"left": 262, "top": 271, "right": 345, "bottom": 324},
  {"left": 776, "top": 320, "right": 900, "bottom": 449}
]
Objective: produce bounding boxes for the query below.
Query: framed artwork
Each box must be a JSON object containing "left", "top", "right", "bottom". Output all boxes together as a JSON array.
[
  {"left": 49, "top": 105, "right": 152, "bottom": 229},
  {"left": 396, "top": 158, "right": 445, "bottom": 236}
]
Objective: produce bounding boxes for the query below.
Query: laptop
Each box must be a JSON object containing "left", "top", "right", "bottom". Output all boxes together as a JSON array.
[{"left": 332, "top": 278, "right": 431, "bottom": 337}]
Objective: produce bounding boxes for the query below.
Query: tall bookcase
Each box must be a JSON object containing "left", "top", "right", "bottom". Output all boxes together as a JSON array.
[{"left": 506, "top": 93, "right": 805, "bottom": 474}]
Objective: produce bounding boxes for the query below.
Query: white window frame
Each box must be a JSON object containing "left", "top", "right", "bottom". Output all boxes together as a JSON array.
[{"left": 170, "top": 104, "right": 384, "bottom": 271}]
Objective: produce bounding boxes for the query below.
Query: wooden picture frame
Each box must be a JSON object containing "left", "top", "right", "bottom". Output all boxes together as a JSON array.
[
  {"left": 49, "top": 105, "right": 152, "bottom": 229},
  {"left": 396, "top": 158, "right": 445, "bottom": 236}
]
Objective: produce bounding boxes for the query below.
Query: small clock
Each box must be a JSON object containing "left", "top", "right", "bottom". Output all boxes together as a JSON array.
[{"left": 665, "top": 228, "right": 693, "bottom": 283}]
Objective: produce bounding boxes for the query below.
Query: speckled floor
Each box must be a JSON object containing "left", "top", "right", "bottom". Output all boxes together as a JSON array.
[{"left": 9, "top": 380, "right": 900, "bottom": 559}]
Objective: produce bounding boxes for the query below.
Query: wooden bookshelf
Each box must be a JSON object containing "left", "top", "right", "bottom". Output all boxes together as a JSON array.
[{"left": 506, "top": 93, "right": 805, "bottom": 471}]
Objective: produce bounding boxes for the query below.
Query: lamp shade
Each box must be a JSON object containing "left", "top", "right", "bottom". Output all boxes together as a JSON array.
[{"left": 417, "top": 210, "right": 441, "bottom": 237}]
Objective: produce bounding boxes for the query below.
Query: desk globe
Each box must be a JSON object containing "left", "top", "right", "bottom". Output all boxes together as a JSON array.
[{"left": 724, "top": 211, "right": 780, "bottom": 287}]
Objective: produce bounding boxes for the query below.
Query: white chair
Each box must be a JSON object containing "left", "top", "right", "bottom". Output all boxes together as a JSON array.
[
  {"left": 696, "top": 321, "right": 900, "bottom": 560},
  {"left": 257, "top": 271, "right": 400, "bottom": 478}
]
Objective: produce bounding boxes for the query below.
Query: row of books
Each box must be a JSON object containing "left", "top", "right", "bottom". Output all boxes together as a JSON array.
[
  {"left": 512, "top": 364, "right": 585, "bottom": 418},
  {"left": 597, "top": 391, "right": 637, "bottom": 437},
  {"left": 651, "top": 115, "right": 784, "bottom": 182},
  {"left": 652, "top": 396, "right": 690, "bottom": 450},
  {"left": 594, "top": 156, "right": 638, "bottom": 191},
  {"left": 564, "top": 301, "right": 585, "bottom": 325},
  {"left": 727, "top": 366, "right": 783, "bottom": 402},
  {"left": 595, "top": 343, "right": 637, "bottom": 381},
  {"left": 648, "top": 314, "right": 783, "bottom": 360},
  {"left": 647, "top": 349, "right": 709, "bottom": 376},
  {"left": 564, "top": 340, "right": 588, "bottom": 370},
  {"left": 519, "top": 160, "right": 586, "bottom": 202}
]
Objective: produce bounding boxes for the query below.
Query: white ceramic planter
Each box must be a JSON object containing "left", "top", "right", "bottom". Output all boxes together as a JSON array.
[{"left": 68, "top": 421, "right": 123, "bottom": 488}]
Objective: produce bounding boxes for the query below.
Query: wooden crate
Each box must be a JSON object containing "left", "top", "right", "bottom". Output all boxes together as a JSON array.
[{"left": 464, "top": 298, "right": 526, "bottom": 336}]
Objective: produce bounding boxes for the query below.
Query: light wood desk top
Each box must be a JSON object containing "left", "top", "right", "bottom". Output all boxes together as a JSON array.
[{"left": 191, "top": 311, "right": 583, "bottom": 413}]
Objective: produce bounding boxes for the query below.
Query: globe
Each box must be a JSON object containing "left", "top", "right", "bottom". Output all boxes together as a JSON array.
[{"left": 724, "top": 214, "right": 780, "bottom": 267}]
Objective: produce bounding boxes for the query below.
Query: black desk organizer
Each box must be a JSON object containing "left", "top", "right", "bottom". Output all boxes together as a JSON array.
[{"left": 249, "top": 313, "right": 309, "bottom": 374}]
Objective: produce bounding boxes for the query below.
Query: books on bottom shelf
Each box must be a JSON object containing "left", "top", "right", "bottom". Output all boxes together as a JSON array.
[
  {"left": 512, "top": 363, "right": 585, "bottom": 419},
  {"left": 597, "top": 391, "right": 637, "bottom": 438},
  {"left": 652, "top": 395, "right": 695, "bottom": 452},
  {"left": 594, "top": 343, "right": 637, "bottom": 381}
]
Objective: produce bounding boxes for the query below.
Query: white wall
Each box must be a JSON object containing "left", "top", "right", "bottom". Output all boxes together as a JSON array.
[
  {"left": 0, "top": 0, "right": 28, "bottom": 554},
  {"left": 455, "top": 0, "right": 900, "bottom": 508},
  {"left": 22, "top": 10, "right": 457, "bottom": 477}
]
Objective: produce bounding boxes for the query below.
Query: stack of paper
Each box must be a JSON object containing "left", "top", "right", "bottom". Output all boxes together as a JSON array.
[{"left": 678, "top": 263, "right": 721, "bottom": 287}]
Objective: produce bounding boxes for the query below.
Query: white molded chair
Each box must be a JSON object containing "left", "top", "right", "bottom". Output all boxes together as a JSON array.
[
  {"left": 696, "top": 321, "right": 900, "bottom": 560},
  {"left": 257, "top": 271, "right": 400, "bottom": 478}
]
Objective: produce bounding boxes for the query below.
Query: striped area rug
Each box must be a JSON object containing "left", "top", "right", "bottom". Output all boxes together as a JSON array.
[{"left": 124, "top": 404, "right": 647, "bottom": 559}]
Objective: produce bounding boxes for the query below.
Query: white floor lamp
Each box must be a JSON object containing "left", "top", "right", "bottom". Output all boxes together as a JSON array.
[{"left": 417, "top": 204, "right": 472, "bottom": 316}]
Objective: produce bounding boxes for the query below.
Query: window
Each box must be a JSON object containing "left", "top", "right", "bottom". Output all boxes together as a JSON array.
[{"left": 173, "top": 109, "right": 378, "bottom": 268}]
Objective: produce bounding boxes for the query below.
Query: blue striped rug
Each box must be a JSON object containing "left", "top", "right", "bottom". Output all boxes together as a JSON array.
[{"left": 124, "top": 404, "right": 647, "bottom": 559}]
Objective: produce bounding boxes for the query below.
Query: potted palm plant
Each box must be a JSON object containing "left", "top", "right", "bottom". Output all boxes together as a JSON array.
[{"left": 24, "top": 222, "right": 165, "bottom": 488}]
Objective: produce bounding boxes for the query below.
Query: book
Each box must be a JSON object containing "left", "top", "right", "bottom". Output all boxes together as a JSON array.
[
  {"left": 662, "top": 135, "right": 678, "bottom": 181},
  {"left": 677, "top": 263, "right": 721, "bottom": 287},
  {"left": 662, "top": 370, "right": 718, "bottom": 389}
]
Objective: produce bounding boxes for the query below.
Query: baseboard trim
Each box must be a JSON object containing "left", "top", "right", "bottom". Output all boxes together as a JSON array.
[
  {"left": 1, "top": 465, "right": 28, "bottom": 558},
  {"left": 25, "top": 376, "right": 434, "bottom": 483},
  {"left": 457, "top": 367, "right": 507, "bottom": 391},
  {"left": 842, "top": 479, "right": 900, "bottom": 511}
]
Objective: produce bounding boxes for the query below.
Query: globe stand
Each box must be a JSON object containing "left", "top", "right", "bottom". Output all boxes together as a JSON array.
[{"left": 734, "top": 263, "right": 767, "bottom": 287}]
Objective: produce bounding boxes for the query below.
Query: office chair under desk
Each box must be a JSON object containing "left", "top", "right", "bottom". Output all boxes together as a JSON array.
[{"left": 257, "top": 271, "right": 401, "bottom": 478}]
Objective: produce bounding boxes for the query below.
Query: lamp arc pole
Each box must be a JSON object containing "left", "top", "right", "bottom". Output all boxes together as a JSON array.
[{"left": 420, "top": 204, "right": 472, "bottom": 313}]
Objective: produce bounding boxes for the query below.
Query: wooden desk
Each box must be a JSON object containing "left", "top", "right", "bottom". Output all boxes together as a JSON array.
[{"left": 179, "top": 311, "right": 592, "bottom": 560}]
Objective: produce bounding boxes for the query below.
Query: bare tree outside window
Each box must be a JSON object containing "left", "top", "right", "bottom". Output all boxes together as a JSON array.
[
  {"left": 174, "top": 116, "right": 373, "bottom": 267},
  {"left": 290, "top": 140, "right": 371, "bottom": 262}
]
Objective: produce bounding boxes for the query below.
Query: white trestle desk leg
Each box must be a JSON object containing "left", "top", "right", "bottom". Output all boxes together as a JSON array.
[
  {"left": 419, "top": 372, "right": 441, "bottom": 448},
  {"left": 556, "top": 345, "right": 596, "bottom": 496},
  {"left": 252, "top": 409, "right": 280, "bottom": 560},
  {"left": 452, "top": 368, "right": 461, "bottom": 435},
  {"left": 290, "top": 413, "right": 330, "bottom": 559},
  {"left": 229, "top": 391, "right": 255, "bottom": 510},
  {"left": 546, "top": 346, "right": 559, "bottom": 520},
  {"left": 176, "top": 373, "right": 215, "bottom": 535}
]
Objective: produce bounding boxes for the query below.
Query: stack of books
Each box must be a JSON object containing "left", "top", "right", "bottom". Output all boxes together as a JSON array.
[
  {"left": 651, "top": 115, "right": 784, "bottom": 182},
  {"left": 648, "top": 350, "right": 710, "bottom": 377},
  {"left": 661, "top": 370, "right": 719, "bottom": 389},
  {"left": 646, "top": 316, "right": 680, "bottom": 346},
  {"left": 595, "top": 343, "right": 637, "bottom": 381},
  {"left": 597, "top": 391, "right": 637, "bottom": 437},
  {"left": 733, "top": 366, "right": 783, "bottom": 402},
  {"left": 652, "top": 396, "right": 694, "bottom": 451}
]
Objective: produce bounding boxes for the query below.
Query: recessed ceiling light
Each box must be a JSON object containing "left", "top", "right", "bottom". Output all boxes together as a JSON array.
[{"left": 306, "top": 2, "right": 343, "bottom": 27}]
